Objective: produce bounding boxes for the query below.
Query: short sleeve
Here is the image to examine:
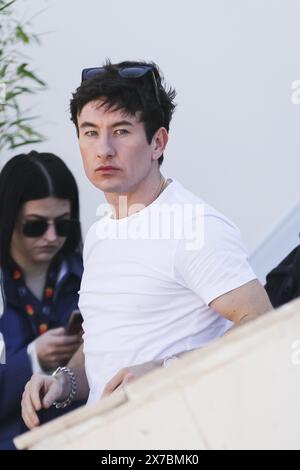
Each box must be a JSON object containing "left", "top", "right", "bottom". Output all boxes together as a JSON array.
[{"left": 174, "top": 212, "right": 257, "bottom": 305}]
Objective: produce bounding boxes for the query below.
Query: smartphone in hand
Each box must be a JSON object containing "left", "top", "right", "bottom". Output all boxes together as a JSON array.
[{"left": 65, "top": 309, "right": 83, "bottom": 335}]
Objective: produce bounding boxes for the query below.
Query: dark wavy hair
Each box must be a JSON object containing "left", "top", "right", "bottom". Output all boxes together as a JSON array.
[
  {"left": 70, "top": 60, "right": 177, "bottom": 166},
  {"left": 0, "top": 150, "right": 82, "bottom": 267}
]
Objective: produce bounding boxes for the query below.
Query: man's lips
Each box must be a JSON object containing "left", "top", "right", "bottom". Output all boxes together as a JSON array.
[{"left": 95, "top": 166, "right": 120, "bottom": 172}]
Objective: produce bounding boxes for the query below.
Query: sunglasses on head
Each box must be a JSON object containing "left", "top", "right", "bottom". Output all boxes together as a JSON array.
[
  {"left": 22, "top": 218, "right": 79, "bottom": 238},
  {"left": 81, "top": 65, "right": 162, "bottom": 107}
]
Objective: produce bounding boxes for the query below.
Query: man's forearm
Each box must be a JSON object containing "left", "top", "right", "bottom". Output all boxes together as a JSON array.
[
  {"left": 225, "top": 312, "right": 260, "bottom": 334},
  {"left": 67, "top": 344, "right": 89, "bottom": 401}
]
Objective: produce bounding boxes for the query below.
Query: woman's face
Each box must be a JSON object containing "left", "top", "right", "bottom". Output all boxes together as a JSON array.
[{"left": 10, "top": 197, "right": 71, "bottom": 267}]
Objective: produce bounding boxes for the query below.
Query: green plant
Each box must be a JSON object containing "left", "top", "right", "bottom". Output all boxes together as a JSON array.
[{"left": 0, "top": 0, "right": 46, "bottom": 151}]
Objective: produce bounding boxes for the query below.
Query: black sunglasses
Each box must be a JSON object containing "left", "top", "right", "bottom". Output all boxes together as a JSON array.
[
  {"left": 81, "top": 65, "right": 162, "bottom": 107},
  {"left": 22, "top": 218, "right": 79, "bottom": 238}
]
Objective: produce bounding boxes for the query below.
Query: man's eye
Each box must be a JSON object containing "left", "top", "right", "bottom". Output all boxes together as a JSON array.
[
  {"left": 85, "top": 130, "right": 97, "bottom": 137},
  {"left": 115, "top": 129, "right": 129, "bottom": 135}
]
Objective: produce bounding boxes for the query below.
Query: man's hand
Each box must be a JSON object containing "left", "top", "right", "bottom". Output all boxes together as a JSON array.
[
  {"left": 35, "top": 327, "right": 82, "bottom": 371},
  {"left": 21, "top": 372, "right": 70, "bottom": 429},
  {"left": 101, "top": 361, "right": 161, "bottom": 398}
]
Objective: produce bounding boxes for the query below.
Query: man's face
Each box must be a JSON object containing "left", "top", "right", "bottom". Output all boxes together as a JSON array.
[{"left": 77, "top": 100, "right": 163, "bottom": 195}]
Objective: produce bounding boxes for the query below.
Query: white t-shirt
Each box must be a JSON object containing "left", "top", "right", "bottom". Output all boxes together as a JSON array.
[{"left": 79, "top": 179, "right": 256, "bottom": 403}]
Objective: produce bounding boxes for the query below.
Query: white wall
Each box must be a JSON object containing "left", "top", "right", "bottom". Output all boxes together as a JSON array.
[
  {"left": 2, "top": 0, "right": 300, "bottom": 272},
  {"left": 250, "top": 200, "right": 300, "bottom": 283}
]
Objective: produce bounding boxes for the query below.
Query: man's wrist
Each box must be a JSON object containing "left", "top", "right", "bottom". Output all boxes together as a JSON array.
[
  {"left": 55, "top": 369, "right": 72, "bottom": 399},
  {"left": 52, "top": 367, "right": 77, "bottom": 408}
]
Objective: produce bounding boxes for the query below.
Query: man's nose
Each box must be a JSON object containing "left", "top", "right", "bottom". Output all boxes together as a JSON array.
[{"left": 96, "top": 135, "right": 116, "bottom": 159}]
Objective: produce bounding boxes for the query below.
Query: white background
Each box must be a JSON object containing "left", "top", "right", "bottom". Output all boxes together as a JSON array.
[{"left": 2, "top": 0, "right": 300, "bottom": 280}]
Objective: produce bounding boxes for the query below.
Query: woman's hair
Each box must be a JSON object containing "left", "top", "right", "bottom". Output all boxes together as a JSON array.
[{"left": 0, "top": 150, "right": 82, "bottom": 267}]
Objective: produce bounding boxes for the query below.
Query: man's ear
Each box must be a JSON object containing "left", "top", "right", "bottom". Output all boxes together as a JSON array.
[{"left": 151, "top": 127, "right": 169, "bottom": 162}]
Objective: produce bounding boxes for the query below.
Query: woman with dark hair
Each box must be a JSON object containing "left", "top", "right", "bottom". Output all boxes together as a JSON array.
[{"left": 0, "top": 151, "right": 84, "bottom": 449}]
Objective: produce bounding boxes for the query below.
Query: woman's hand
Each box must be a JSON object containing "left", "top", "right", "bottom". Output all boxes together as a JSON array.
[{"left": 35, "top": 327, "right": 81, "bottom": 371}]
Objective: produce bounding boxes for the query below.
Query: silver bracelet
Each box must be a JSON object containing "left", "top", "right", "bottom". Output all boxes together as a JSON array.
[{"left": 52, "top": 366, "right": 77, "bottom": 409}]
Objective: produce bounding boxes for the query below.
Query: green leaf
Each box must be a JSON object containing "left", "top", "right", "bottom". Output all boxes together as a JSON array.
[
  {"left": 5, "top": 86, "right": 34, "bottom": 100},
  {"left": 8, "top": 117, "right": 39, "bottom": 127},
  {"left": 0, "top": 1, "right": 47, "bottom": 151},
  {"left": 0, "top": 0, "right": 16, "bottom": 13},
  {"left": 10, "top": 137, "right": 45, "bottom": 149},
  {"left": 15, "top": 25, "right": 30, "bottom": 44},
  {"left": 0, "top": 63, "right": 9, "bottom": 78},
  {"left": 18, "top": 123, "right": 34, "bottom": 134},
  {"left": 16, "top": 63, "right": 46, "bottom": 86}
]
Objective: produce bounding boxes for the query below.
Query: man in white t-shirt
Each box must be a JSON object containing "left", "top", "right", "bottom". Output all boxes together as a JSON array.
[{"left": 21, "top": 60, "right": 272, "bottom": 428}]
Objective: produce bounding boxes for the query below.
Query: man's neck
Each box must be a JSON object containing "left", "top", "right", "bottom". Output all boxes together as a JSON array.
[{"left": 105, "top": 169, "right": 165, "bottom": 219}]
